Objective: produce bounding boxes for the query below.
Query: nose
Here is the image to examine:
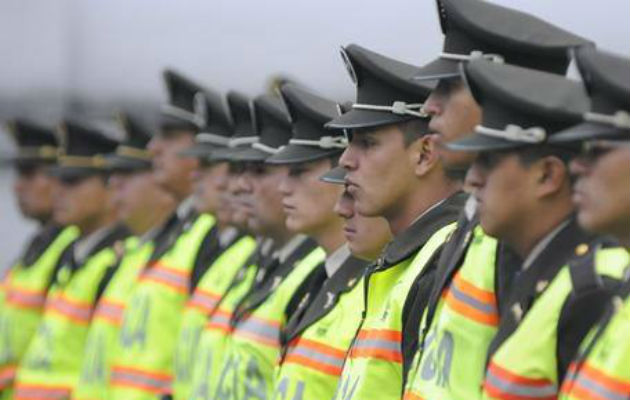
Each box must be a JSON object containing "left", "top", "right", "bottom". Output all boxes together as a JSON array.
[
  {"left": 466, "top": 161, "right": 485, "bottom": 193},
  {"left": 333, "top": 191, "right": 354, "bottom": 219},
  {"left": 147, "top": 136, "right": 162, "bottom": 156},
  {"left": 339, "top": 143, "right": 358, "bottom": 171},
  {"left": 422, "top": 91, "right": 443, "bottom": 117},
  {"left": 278, "top": 173, "right": 292, "bottom": 197}
]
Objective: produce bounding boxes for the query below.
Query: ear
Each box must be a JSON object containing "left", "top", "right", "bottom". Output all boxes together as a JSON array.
[
  {"left": 535, "top": 156, "right": 569, "bottom": 199},
  {"left": 411, "top": 135, "right": 439, "bottom": 177}
]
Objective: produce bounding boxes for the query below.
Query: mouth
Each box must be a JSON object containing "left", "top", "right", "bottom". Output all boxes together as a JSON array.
[
  {"left": 343, "top": 226, "right": 356, "bottom": 239},
  {"left": 282, "top": 201, "right": 296, "bottom": 214}
]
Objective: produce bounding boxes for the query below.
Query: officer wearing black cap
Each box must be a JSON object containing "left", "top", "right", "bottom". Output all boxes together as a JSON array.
[
  {"left": 0, "top": 121, "right": 79, "bottom": 397},
  {"left": 109, "top": 71, "right": 218, "bottom": 400},
  {"left": 405, "top": 3, "right": 598, "bottom": 399},
  {"left": 186, "top": 90, "right": 320, "bottom": 400},
  {"left": 13, "top": 119, "right": 129, "bottom": 400},
  {"left": 443, "top": 59, "right": 625, "bottom": 400},
  {"left": 326, "top": 44, "right": 466, "bottom": 400},
  {"left": 549, "top": 47, "right": 630, "bottom": 400},
  {"left": 73, "top": 112, "right": 176, "bottom": 400},
  {"left": 171, "top": 87, "right": 258, "bottom": 400},
  {"left": 211, "top": 84, "right": 346, "bottom": 400}
]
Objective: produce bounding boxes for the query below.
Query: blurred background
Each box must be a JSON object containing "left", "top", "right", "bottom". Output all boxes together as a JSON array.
[{"left": 1, "top": 0, "right": 629, "bottom": 268}]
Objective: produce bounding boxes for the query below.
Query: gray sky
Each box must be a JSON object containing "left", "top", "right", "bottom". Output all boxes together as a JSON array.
[{"left": 1, "top": 0, "right": 629, "bottom": 267}]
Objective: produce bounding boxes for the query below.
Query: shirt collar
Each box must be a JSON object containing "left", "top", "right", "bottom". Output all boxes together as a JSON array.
[
  {"left": 218, "top": 226, "right": 240, "bottom": 248},
  {"left": 74, "top": 225, "right": 116, "bottom": 264},
  {"left": 273, "top": 234, "right": 308, "bottom": 263},
  {"left": 522, "top": 218, "right": 572, "bottom": 271},
  {"left": 325, "top": 244, "right": 351, "bottom": 278},
  {"left": 176, "top": 196, "right": 196, "bottom": 219}
]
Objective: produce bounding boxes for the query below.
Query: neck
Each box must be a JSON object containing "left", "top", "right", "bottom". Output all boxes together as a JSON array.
[
  {"left": 386, "top": 180, "right": 460, "bottom": 236},
  {"left": 266, "top": 227, "right": 293, "bottom": 250},
  {"left": 130, "top": 202, "right": 176, "bottom": 236},
  {"left": 507, "top": 206, "right": 573, "bottom": 259},
  {"left": 78, "top": 213, "right": 117, "bottom": 237},
  {"left": 311, "top": 221, "right": 346, "bottom": 255}
]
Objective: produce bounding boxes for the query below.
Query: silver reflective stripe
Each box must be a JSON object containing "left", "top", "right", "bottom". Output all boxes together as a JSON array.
[
  {"left": 144, "top": 268, "right": 187, "bottom": 287},
  {"left": 486, "top": 370, "right": 557, "bottom": 398},
  {"left": 574, "top": 373, "right": 628, "bottom": 400},
  {"left": 450, "top": 283, "right": 496, "bottom": 314},
  {"left": 111, "top": 370, "right": 170, "bottom": 391},
  {"left": 289, "top": 346, "right": 345, "bottom": 368},
  {"left": 353, "top": 338, "right": 400, "bottom": 352},
  {"left": 235, "top": 318, "right": 280, "bottom": 341}
]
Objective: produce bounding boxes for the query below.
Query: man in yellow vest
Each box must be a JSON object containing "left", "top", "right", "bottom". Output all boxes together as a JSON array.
[
  {"left": 185, "top": 90, "right": 321, "bottom": 400},
  {"left": 0, "top": 120, "right": 79, "bottom": 398},
  {"left": 71, "top": 112, "right": 176, "bottom": 400},
  {"left": 403, "top": 1, "right": 593, "bottom": 398},
  {"left": 325, "top": 43, "right": 467, "bottom": 400},
  {"left": 447, "top": 59, "right": 626, "bottom": 400},
  {"left": 108, "top": 70, "right": 220, "bottom": 399},
  {"left": 209, "top": 86, "right": 347, "bottom": 400},
  {"left": 546, "top": 47, "right": 630, "bottom": 400},
  {"left": 169, "top": 87, "right": 257, "bottom": 400},
  {"left": 270, "top": 162, "right": 392, "bottom": 400},
  {"left": 13, "top": 119, "right": 130, "bottom": 400}
]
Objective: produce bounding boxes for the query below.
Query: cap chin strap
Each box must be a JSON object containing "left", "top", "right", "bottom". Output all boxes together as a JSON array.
[
  {"left": 352, "top": 101, "right": 428, "bottom": 118},
  {"left": 229, "top": 136, "right": 259, "bottom": 148},
  {"left": 440, "top": 50, "right": 505, "bottom": 64},
  {"left": 161, "top": 104, "right": 205, "bottom": 128},
  {"left": 116, "top": 146, "right": 151, "bottom": 160},
  {"left": 252, "top": 142, "right": 284, "bottom": 154},
  {"left": 18, "top": 146, "right": 58, "bottom": 160},
  {"left": 584, "top": 110, "right": 630, "bottom": 129},
  {"left": 475, "top": 124, "right": 546, "bottom": 143},
  {"left": 289, "top": 136, "right": 348, "bottom": 149},
  {"left": 197, "top": 132, "right": 231, "bottom": 146}
]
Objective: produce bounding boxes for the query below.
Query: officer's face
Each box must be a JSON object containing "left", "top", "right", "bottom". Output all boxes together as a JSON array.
[
  {"left": 334, "top": 187, "right": 392, "bottom": 261},
  {"left": 424, "top": 78, "right": 482, "bottom": 181},
  {"left": 109, "top": 170, "right": 173, "bottom": 234},
  {"left": 279, "top": 158, "right": 343, "bottom": 236},
  {"left": 222, "top": 163, "right": 250, "bottom": 230},
  {"left": 466, "top": 151, "right": 537, "bottom": 244},
  {"left": 148, "top": 130, "right": 198, "bottom": 199},
  {"left": 240, "top": 163, "right": 288, "bottom": 236},
  {"left": 192, "top": 161, "right": 229, "bottom": 218},
  {"left": 570, "top": 142, "right": 630, "bottom": 245},
  {"left": 13, "top": 165, "right": 58, "bottom": 222},
  {"left": 53, "top": 175, "right": 113, "bottom": 231},
  {"left": 340, "top": 126, "right": 419, "bottom": 219}
]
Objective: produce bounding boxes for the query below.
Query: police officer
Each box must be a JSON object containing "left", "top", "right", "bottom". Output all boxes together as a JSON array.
[
  {"left": 71, "top": 112, "right": 176, "bottom": 400},
  {"left": 447, "top": 59, "right": 626, "bottom": 400},
  {"left": 547, "top": 47, "right": 630, "bottom": 400},
  {"left": 171, "top": 88, "right": 257, "bottom": 400},
  {"left": 13, "top": 119, "right": 130, "bottom": 400},
  {"left": 326, "top": 44, "right": 467, "bottom": 400},
  {"left": 187, "top": 90, "right": 321, "bottom": 400},
  {"left": 109, "top": 70, "right": 219, "bottom": 400},
  {"left": 404, "top": 1, "right": 594, "bottom": 398},
  {"left": 0, "top": 121, "right": 79, "bottom": 398},
  {"left": 271, "top": 161, "right": 392, "bottom": 400}
]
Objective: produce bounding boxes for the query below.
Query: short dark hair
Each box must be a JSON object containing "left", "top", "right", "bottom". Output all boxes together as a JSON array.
[
  {"left": 398, "top": 119, "right": 428, "bottom": 147},
  {"left": 517, "top": 144, "right": 578, "bottom": 167}
]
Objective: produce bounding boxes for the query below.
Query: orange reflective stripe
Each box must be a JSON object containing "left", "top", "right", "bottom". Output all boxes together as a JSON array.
[
  {"left": 139, "top": 262, "right": 189, "bottom": 294},
  {"left": 484, "top": 362, "right": 557, "bottom": 400},
  {"left": 284, "top": 338, "right": 347, "bottom": 376},
  {"left": 14, "top": 382, "right": 72, "bottom": 400},
  {"left": 402, "top": 392, "right": 425, "bottom": 400},
  {"left": 562, "top": 362, "right": 630, "bottom": 400},
  {"left": 47, "top": 293, "right": 93, "bottom": 325},
  {"left": 350, "top": 329, "right": 403, "bottom": 363},
  {"left": 110, "top": 365, "right": 172, "bottom": 394},
  {"left": 186, "top": 288, "right": 222, "bottom": 313},
  {"left": 233, "top": 314, "right": 281, "bottom": 347},
  {"left": 0, "top": 365, "right": 16, "bottom": 389},
  {"left": 205, "top": 308, "right": 233, "bottom": 333},
  {"left": 444, "top": 272, "right": 499, "bottom": 326},
  {"left": 5, "top": 286, "right": 47, "bottom": 309},
  {"left": 93, "top": 298, "right": 125, "bottom": 325}
]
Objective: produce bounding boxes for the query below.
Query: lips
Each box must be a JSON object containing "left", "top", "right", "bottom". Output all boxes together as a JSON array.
[{"left": 282, "top": 201, "right": 296, "bottom": 214}]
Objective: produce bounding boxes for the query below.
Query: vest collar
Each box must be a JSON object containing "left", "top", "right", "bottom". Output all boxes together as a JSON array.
[{"left": 381, "top": 191, "right": 467, "bottom": 267}]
